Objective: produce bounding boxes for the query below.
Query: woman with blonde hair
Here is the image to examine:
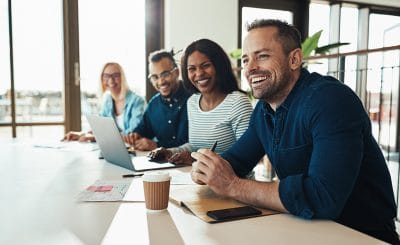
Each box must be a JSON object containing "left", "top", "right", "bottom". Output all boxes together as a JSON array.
[{"left": 63, "top": 62, "right": 145, "bottom": 142}]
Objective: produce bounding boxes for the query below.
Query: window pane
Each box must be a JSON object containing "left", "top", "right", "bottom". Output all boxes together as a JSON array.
[
  {"left": 308, "top": 3, "right": 330, "bottom": 47},
  {"left": 340, "top": 6, "right": 358, "bottom": 90},
  {"left": 367, "top": 14, "right": 400, "bottom": 149},
  {"left": 307, "top": 2, "right": 330, "bottom": 75},
  {"left": 0, "top": 0, "right": 11, "bottom": 125},
  {"left": 78, "top": 0, "right": 145, "bottom": 131},
  {"left": 12, "top": 0, "right": 64, "bottom": 124}
]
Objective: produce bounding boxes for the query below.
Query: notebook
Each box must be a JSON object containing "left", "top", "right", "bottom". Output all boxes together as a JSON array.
[
  {"left": 86, "top": 115, "right": 180, "bottom": 172},
  {"left": 169, "top": 185, "right": 279, "bottom": 223}
]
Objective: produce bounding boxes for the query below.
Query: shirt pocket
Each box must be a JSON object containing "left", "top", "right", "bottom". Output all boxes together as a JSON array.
[{"left": 275, "top": 143, "right": 312, "bottom": 178}]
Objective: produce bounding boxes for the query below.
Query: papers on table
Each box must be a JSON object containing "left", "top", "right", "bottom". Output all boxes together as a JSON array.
[
  {"left": 77, "top": 180, "right": 131, "bottom": 202},
  {"left": 77, "top": 171, "right": 195, "bottom": 202},
  {"left": 32, "top": 140, "right": 99, "bottom": 152}
]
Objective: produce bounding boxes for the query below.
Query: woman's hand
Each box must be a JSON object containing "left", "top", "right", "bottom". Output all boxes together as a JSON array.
[
  {"left": 78, "top": 133, "right": 95, "bottom": 142},
  {"left": 62, "top": 131, "right": 82, "bottom": 141},
  {"left": 62, "top": 131, "right": 95, "bottom": 142}
]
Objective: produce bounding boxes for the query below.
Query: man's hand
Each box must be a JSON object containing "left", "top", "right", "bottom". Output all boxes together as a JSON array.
[
  {"left": 148, "top": 147, "right": 173, "bottom": 162},
  {"left": 123, "top": 132, "right": 141, "bottom": 146},
  {"left": 168, "top": 151, "right": 194, "bottom": 165},
  {"left": 190, "top": 149, "right": 239, "bottom": 196},
  {"left": 134, "top": 138, "right": 157, "bottom": 151}
]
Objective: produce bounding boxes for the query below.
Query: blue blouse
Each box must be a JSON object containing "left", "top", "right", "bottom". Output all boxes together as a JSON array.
[
  {"left": 99, "top": 90, "right": 145, "bottom": 135},
  {"left": 222, "top": 69, "right": 396, "bottom": 233},
  {"left": 132, "top": 82, "right": 191, "bottom": 148}
]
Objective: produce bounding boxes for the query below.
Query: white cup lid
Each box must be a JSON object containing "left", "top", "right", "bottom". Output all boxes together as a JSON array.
[{"left": 142, "top": 171, "right": 171, "bottom": 182}]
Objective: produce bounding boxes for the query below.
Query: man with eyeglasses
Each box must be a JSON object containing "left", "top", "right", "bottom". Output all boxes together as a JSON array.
[{"left": 124, "top": 49, "right": 192, "bottom": 151}]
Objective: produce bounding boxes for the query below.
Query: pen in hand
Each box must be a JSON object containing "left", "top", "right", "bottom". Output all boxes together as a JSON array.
[{"left": 210, "top": 140, "right": 218, "bottom": 152}]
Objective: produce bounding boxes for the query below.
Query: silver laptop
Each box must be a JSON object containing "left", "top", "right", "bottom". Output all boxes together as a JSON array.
[{"left": 86, "top": 115, "right": 179, "bottom": 172}]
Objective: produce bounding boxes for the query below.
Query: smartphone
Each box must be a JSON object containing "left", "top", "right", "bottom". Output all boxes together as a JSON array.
[{"left": 206, "top": 206, "right": 262, "bottom": 221}]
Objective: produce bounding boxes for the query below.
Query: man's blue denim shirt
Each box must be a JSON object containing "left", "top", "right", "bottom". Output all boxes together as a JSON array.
[
  {"left": 133, "top": 82, "right": 191, "bottom": 148},
  {"left": 222, "top": 69, "right": 396, "bottom": 232},
  {"left": 100, "top": 90, "right": 145, "bottom": 135}
]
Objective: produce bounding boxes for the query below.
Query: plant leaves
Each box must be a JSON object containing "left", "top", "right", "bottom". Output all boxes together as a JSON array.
[
  {"left": 301, "top": 30, "right": 322, "bottom": 58},
  {"left": 230, "top": 48, "right": 242, "bottom": 60},
  {"left": 315, "top": 42, "right": 350, "bottom": 54}
]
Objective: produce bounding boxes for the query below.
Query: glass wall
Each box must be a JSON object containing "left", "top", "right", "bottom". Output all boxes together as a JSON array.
[
  {"left": 367, "top": 14, "right": 400, "bottom": 151},
  {"left": 0, "top": 0, "right": 11, "bottom": 125},
  {"left": 307, "top": 2, "right": 330, "bottom": 75},
  {"left": 0, "top": 0, "right": 64, "bottom": 138},
  {"left": 339, "top": 6, "right": 358, "bottom": 91},
  {"left": 78, "top": 0, "right": 146, "bottom": 131}
]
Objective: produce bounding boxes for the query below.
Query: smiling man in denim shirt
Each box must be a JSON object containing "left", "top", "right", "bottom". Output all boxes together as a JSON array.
[{"left": 190, "top": 19, "right": 399, "bottom": 244}]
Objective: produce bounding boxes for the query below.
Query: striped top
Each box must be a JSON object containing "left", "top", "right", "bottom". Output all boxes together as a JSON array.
[{"left": 186, "top": 91, "right": 253, "bottom": 154}]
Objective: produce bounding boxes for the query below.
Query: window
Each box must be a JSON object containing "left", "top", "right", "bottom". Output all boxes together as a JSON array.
[
  {"left": 307, "top": 2, "right": 330, "bottom": 75},
  {"left": 0, "top": 0, "right": 11, "bottom": 136},
  {"left": 0, "top": 0, "right": 64, "bottom": 138},
  {"left": 78, "top": 0, "right": 146, "bottom": 131}
]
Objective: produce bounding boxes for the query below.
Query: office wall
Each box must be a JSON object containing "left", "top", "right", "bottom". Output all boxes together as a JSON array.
[{"left": 164, "top": 0, "right": 238, "bottom": 60}]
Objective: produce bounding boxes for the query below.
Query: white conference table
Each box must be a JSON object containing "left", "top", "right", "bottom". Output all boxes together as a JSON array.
[{"left": 0, "top": 139, "right": 385, "bottom": 245}]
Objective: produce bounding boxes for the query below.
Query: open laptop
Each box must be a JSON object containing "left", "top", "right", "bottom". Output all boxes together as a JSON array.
[{"left": 87, "top": 115, "right": 180, "bottom": 172}]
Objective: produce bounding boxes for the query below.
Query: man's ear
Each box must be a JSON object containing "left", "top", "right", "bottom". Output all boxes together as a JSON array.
[{"left": 289, "top": 48, "right": 303, "bottom": 70}]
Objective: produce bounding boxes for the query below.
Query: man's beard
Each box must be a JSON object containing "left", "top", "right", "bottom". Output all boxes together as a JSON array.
[{"left": 251, "top": 69, "right": 292, "bottom": 102}]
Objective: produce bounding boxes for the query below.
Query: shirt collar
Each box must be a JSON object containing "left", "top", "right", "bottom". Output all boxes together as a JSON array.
[
  {"left": 279, "top": 68, "right": 309, "bottom": 111},
  {"left": 160, "top": 81, "right": 185, "bottom": 103}
]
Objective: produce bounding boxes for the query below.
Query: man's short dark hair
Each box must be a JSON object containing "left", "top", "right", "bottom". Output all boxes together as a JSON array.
[
  {"left": 148, "top": 49, "right": 178, "bottom": 67},
  {"left": 246, "top": 19, "right": 302, "bottom": 54}
]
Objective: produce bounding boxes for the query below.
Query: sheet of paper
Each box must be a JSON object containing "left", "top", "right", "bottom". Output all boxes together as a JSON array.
[
  {"left": 131, "top": 156, "right": 176, "bottom": 170},
  {"left": 32, "top": 140, "right": 99, "bottom": 152},
  {"left": 77, "top": 180, "right": 131, "bottom": 202}
]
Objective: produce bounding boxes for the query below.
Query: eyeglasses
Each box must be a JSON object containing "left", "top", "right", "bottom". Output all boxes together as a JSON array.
[
  {"left": 148, "top": 67, "right": 177, "bottom": 83},
  {"left": 102, "top": 72, "right": 121, "bottom": 81}
]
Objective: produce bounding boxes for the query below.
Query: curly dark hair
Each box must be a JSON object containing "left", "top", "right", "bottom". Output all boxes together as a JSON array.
[
  {"left": 246, "top": 19, "right": 301, "bottom": 54},
  {"left": 148, "top": 49, "right": 179, "bottom": 67},
  {"left": 180, "top": 39, "right": 243, "bottom": 94}
]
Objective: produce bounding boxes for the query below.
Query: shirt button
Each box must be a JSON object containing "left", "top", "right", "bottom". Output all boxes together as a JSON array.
[
  {"left": 172, "top": 136, "right": 176, "bottom": 139},
  {"left": 168, "top": 120, "right": 172, "bottom": 124}
]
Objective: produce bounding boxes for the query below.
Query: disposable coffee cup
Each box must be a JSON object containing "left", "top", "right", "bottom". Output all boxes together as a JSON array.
[{"left": 143, "top": 172, "right": 171, "bottom": 211}]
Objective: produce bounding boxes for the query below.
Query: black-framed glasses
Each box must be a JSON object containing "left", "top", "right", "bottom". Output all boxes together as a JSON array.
[
  {"left": 148, "top": 67, "right": 177, "bottom": 83},
  {"left": 102, "top": 72, "right": 121, "bottom": 81}
]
